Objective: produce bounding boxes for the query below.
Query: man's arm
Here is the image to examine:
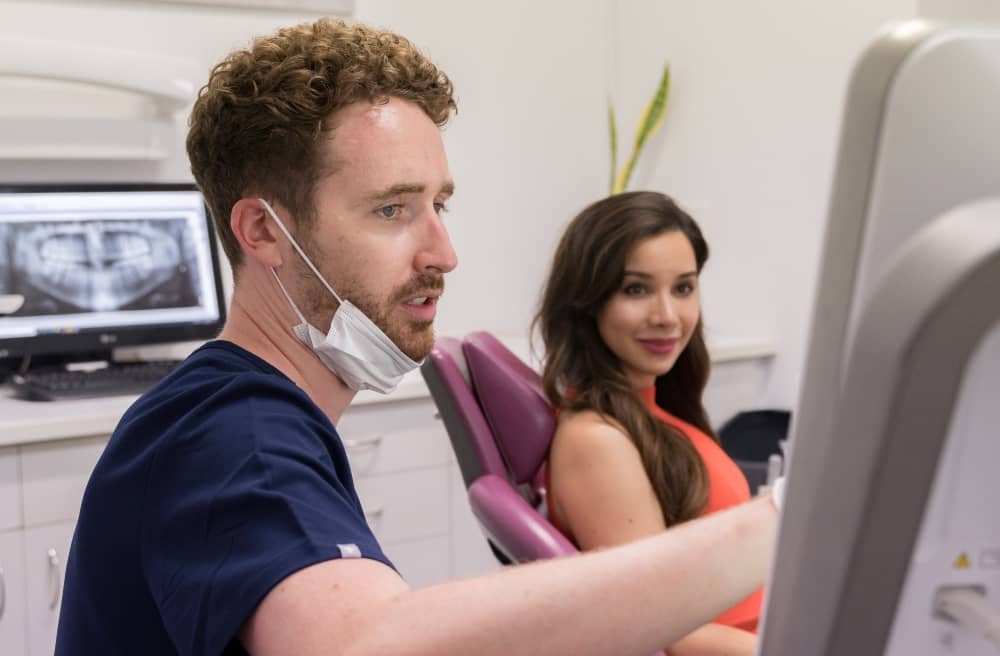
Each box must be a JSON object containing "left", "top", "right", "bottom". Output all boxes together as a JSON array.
[
  {"left": 239, "top": 495, "right": 777, "bottom": 656},
  {"left": 666, "top": 623, "right": 758, "bottom": 656}
]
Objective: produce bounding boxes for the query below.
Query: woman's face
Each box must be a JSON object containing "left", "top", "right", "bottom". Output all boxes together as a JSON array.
[{"left": 596, "top": 230, "right": 701, "bottom": 389}]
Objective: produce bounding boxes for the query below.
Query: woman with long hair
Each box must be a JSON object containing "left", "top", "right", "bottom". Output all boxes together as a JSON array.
[{"left": 535, "top": 191, "right": 762, "bottom": 655}]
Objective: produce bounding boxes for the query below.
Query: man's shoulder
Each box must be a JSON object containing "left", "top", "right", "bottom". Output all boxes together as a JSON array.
[{"left": 120, "top": 340, "right": 325, "bottom": 445}]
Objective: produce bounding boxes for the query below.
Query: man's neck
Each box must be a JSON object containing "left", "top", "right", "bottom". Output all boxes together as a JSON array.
[{"left": 219, "top": 273, "right": 357, "bottom": 424}]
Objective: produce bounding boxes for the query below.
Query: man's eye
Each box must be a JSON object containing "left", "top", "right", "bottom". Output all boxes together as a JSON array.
[
  {"left": 434, "top": 202, "right": 450, "bottom": 215},
  {"left": 377, "top": 205, "right": 402, "bottom": 219}
]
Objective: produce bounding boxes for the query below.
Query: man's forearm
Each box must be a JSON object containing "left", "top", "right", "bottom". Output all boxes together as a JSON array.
[
  {"left": 349, "top": 497, "right": 777, "bottom": 656},
  {"left": 666, "top": 623, "right": 757, "bottom": 656}
]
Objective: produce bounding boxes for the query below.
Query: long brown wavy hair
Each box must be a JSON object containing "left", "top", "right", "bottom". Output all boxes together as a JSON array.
[{"left": 534, "top": 191, "right": 716, "bottom": 526}]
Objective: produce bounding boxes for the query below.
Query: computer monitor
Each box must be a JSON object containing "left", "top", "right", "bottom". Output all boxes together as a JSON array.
[
  {"left": 757, "top": 20, "right": 1000, "bottom": 655},
  {"left": 0, "top": 183, "right": 226, "bottom": 366}
]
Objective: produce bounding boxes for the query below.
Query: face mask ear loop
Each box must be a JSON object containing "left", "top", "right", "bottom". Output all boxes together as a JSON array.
[
  {"left": 259, "top": 197, "right": 345, "bottom": 305},
  {"left": 269, "top": 268, "right": 309, "bottom": 325}
]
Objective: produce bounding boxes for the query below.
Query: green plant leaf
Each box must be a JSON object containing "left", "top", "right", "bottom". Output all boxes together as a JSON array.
[
  {"left": 608, "top": 97, "right": 619, "bottom": 195},
  {"left": 633, "top": 63, "right": 670, "bottom": 154},
  {"left": 616, "top": 63, "right": 670, "bottom": 194}
]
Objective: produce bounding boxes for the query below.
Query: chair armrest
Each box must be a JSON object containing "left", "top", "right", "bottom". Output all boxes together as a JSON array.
[
  {"left": 469, "top": 475, "right": 667, "bottom": 656},
  {"left": 467, "top": 474, "right": 577, "bottom": 563}
]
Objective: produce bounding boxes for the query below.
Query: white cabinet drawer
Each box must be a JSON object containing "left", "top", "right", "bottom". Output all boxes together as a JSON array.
[
  {"left": 338, "top": 397, "right": 452, "bottom": 477},
  {"left": 24, "top": 521, "right": 74, "bottom": 656},
  {"left": 342, "top": 425, "right": 451, "bottom": 478},
  {"left": 381, "top": 535, "right": 451, "bottom": 589},
  {"left": 356, "top": 467, "right": 449, "bottom": 545},
  {"left": 0, "top": 529, "right": 27, "bottom": 656},
  {"left": 0, "top": 447, "right": 21, "bottom": 530},
  {"left": 21, "top": 436, "right": 108, "bottom": 526},
  {"left": 337, "top": 397, "right": 440, "bottom": 437}
]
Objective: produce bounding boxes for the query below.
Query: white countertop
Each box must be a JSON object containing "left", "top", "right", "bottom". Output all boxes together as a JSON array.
[{"left": 0, "top": 335, "right": 774, "bottom": 448}]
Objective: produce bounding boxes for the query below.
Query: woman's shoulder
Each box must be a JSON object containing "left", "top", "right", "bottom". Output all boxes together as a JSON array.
[
  {"left": 552, "top": 408, "right": 636, "bottom": 461},
  {"left": 557, "top": 406, "right": 625, "bottom": 435}
]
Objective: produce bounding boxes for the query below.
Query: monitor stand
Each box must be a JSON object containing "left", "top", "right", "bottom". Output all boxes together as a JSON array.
[{"left": 0, "top": 349, "right": 115, "bottom": 381}]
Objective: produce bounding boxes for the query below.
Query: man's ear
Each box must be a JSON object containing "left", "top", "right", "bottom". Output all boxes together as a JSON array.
[{"left": 231, "top": 198, "right": 283, "bottom": 268}]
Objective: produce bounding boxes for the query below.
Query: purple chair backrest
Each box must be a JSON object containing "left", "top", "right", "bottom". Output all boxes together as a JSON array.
[
  {"left": 422, "top": 332, "right": 576, "bottom": 564},
  {"left": 462, "top": 332, "right": 555, "bottom": 488}
]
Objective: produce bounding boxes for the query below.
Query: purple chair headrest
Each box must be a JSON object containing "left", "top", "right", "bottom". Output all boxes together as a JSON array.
[
  {"left": 463, "top": 332, "right": 555, "bottom": 485},
  {"left": 426, "top": 337, "right": 508, "bottom": 482},
  {"left": 431, "top": 336, "right": 470, "bottom": 385}
]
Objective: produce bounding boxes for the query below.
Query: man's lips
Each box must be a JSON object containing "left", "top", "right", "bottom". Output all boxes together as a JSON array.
[{"left": 400, "top": 294, "right": 439, "bottom": 320}]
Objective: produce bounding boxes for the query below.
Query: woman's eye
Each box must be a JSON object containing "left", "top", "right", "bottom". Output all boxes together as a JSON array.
[
  {"left": 376, "top": 205, "right": 402, "bottom": 219},
  {"left": 623, "top": 283, "right": 646, "bottom": 296},
  {"left": 675, "top": 282, "right": 695, "bottom": 296}
]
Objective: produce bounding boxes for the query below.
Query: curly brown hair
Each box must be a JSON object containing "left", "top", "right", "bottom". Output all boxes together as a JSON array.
[{"left": 187, "top": 18, "right": 457, "bottom": 275}]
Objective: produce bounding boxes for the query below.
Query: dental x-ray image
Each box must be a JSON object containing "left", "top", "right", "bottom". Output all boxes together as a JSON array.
[{"left": 0, "top": 217, "right": 201, "bottom": 316}]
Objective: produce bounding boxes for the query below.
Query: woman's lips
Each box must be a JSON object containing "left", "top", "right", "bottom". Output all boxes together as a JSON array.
[{"left": 637, "top": 338, "right": 678, "bottom": 355}]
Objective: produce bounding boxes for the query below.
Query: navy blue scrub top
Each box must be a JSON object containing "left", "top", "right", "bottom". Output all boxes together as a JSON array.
[{"left": 55, "top": 340, "right": 394, "bottom": 655}]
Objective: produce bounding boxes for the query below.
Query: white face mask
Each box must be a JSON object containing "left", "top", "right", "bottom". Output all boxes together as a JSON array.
[{"left": 260, "top": 198, "right": 420, "bottom": 394}]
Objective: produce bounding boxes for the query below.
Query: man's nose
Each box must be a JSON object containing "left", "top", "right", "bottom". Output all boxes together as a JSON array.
[{"left": 416, "top": 209, "right": 458, "bottom": 274}]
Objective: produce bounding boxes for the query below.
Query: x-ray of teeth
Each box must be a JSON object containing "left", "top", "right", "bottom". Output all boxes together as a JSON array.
[{"left": 0, "top": 218, "right": 200, "bottom": 316}]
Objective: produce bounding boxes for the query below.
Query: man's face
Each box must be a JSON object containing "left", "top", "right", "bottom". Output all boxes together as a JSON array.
[{"left": 293, "top": 97, "right": 457, "bottom": 361}]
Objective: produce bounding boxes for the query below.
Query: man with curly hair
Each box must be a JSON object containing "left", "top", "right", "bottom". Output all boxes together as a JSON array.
[{"left": 55, "top": 18, "right": 779, "bottom": 656}]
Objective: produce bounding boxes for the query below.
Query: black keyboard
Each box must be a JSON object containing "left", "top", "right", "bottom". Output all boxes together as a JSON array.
[{"left": 9, "top": 360, "right": 181, "bottom": 401}]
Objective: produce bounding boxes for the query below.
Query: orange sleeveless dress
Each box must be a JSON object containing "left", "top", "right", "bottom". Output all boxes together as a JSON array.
[{"left": 547, "top": 386, "right": 763, "bottom": 632}]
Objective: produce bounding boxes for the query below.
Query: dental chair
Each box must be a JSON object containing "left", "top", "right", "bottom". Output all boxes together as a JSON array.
[
  {"left": 421, "top": 331, "right": 576, "bottom": 565},
  {"left": 421, "top": 333, "right": 690, "bottom": 655}
]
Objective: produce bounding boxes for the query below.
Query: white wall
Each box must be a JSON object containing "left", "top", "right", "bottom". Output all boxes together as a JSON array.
[
  {"left": 366, "top": 0, "right": 997, "bottom": 414},
  {"left": 609, "top": 0, "right": 916, "bottom": 409},
  {"left": 10, "top": 0, "right": 976, "bottom": 415},
  {"left": 0, "top": 0, "right": 326, "bottom": 183},
  {"left": 0, "top": 0, "right": 610, "bottom": 351},
  {"left": 353, "top": 0, "right": 610, "bottom": 345},
  {"left": 920, "top": 0, "right": 1000, "bottom": 20}
]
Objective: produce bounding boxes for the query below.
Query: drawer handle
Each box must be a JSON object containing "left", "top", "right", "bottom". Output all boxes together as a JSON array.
[
  {"left": 364, "top": 506, "right": 385, "bottom": 521},
  {"left": 0, "top": 560, "right": 6, "bottom": 621},
  {"left": 344, "top": 435, "right": 383, "bottom": 451},
  {"left": 47, "top": 548, "right": 61, "bottom": 610}
]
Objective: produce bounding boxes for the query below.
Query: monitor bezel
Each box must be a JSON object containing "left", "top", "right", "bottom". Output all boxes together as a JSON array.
[{"left": 0, "top": 182, "right": 227, "bottom": 362}]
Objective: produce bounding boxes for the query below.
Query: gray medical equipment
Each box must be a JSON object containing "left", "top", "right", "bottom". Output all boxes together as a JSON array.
[{"left": 758, "top": 21, "right": 1000, "bottom": 655}]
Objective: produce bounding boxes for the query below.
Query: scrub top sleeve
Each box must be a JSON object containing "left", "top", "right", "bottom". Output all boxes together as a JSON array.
[{"left": 140, "top": 393, "right": 395, "bottom": 656}]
